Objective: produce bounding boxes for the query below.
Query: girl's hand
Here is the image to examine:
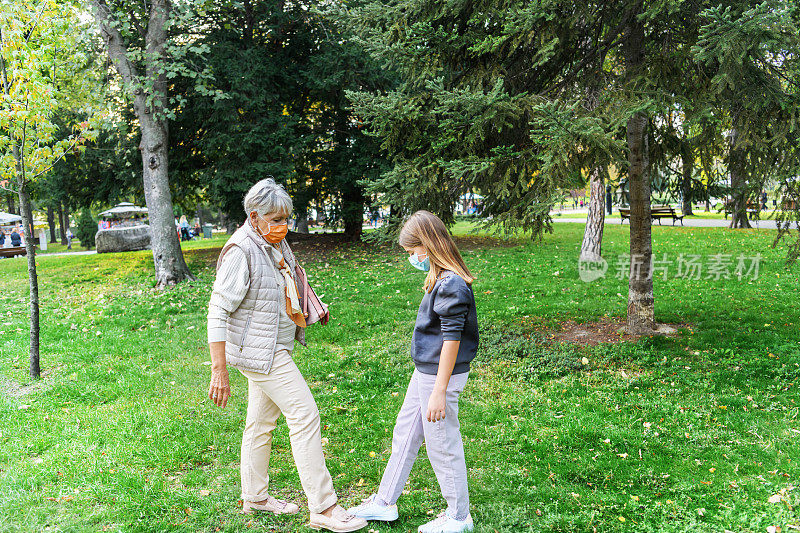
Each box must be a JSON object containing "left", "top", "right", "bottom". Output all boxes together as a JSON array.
[
  {"left": 426, "top": 389, "right": 446, "bottom": 422},
  {"left": 208, "top": 368, "right": 231, "bottom": 408}
]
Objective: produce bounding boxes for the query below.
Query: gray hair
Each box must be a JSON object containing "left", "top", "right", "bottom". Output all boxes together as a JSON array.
[{"left": 243, "top": 178, "right": 293, "bottom": 217}]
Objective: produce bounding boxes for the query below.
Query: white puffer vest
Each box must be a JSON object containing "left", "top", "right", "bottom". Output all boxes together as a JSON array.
[{"left": 216, "top": 221, "right": 306, "bottom": 374}]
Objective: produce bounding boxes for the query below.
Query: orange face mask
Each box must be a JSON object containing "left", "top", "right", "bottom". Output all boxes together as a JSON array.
[{"left": 255, "top": 215, "right": 289, "bottom": 243}]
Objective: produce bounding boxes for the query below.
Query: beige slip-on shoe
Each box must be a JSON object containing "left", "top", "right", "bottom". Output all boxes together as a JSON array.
[
  {"left": 309, "top": 504, "right": 367, "bottom": 532},
  {"left": 242, "top": 495, "right": 300, "bottom": 515}
]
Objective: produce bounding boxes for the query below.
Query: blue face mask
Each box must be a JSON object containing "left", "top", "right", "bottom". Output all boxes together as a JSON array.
[{"left": 408, "top": 252, "right": 430, "bottom": 272}]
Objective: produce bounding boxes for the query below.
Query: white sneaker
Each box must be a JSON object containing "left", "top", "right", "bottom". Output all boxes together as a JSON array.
[
  {"left": 347, "top": 494, "right": 399, "bottom": 521},
  {"left": 418, "top": 510, "right": 474, "bottom": 533}
]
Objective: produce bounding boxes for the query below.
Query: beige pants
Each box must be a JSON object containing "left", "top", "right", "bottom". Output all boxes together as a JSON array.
[{"left": 238, "top": 349, "right": 338, "bottom": 513}]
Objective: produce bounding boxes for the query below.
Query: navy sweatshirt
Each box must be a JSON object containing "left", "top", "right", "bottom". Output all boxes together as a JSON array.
[{"left": 411, "top": 271, "right": 479, "bottom": 375}]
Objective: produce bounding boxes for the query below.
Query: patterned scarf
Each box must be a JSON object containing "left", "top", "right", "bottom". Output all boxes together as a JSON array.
[{"left": 267, "top": 245, "right": 307, "bottom": 328}]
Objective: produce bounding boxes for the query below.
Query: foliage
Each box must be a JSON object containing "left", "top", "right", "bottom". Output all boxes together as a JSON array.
[
  {"left": 74, "top": 208, "right": 97, "bottom": 249},
  {"left": 334, "top": 0, "right": 636, "bottom": 239},
  {"left": 37, "top": 109, "right": 142, "bottom": 213},
  {"left": 169, "top": 0, "right": 391, "bottom": 235},
  {"left": 478, "top": 323, "right": 584, "bottom": 379},
  {"left": 0, "top": 1, "right": 100, "bottom": 190}
]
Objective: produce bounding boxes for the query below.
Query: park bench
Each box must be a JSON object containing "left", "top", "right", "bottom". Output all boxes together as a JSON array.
[
  {"left": 723, "top": 199, "right": 761, "bottom": 220},
  {"left": 618, "top": 205, "right": 685, "bottom": 226},
  {"left": 0, "top": 246, "right": 26, "bottom": 258}
]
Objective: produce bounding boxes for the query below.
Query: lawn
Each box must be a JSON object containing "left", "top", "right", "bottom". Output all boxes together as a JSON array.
[
  {"left": 1, "top": 223, "right": 799, "bottom": 532},
  {"left": 551, "top": 208, "right": 790, "bottom": 221}
]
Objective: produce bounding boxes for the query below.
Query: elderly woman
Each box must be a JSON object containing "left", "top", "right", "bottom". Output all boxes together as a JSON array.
[{"left": 207, "top": 179, "right": 366, "bottom": 533}]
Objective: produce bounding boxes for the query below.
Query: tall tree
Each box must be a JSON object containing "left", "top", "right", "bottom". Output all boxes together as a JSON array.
[
  {"left": 91, "top": 0, "right": 204, "bottom": 287},
  {"left": 0, "top": 0, "right": 99, "bottom": 378},
  {"left": 169, "top": 0, "right": 390, "bottom": 237},
  {"left": 693, "top": 2, "right": 800, "bottom": 232},
  {"left": 621, "top": 2, "right": 655, "bottom": 333},
  {"left": 341, "top": 0, "right": 733, "bottom": 334}
]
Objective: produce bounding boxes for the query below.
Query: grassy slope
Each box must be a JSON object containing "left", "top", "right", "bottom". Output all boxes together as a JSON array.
[{"left": 0, "top": 224, "right": 798, "bottom": 532}]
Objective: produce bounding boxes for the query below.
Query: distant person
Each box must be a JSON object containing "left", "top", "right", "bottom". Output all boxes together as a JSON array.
[
  {"left": 762, "top": 191, "right": 768, "bottom": 209},
  {"left": 179, "top": 215, "right": 190, "bottom": 241},
  {"left": 10, "top": 228, "right": 21, "bottom": 247},
  {"left": 66, "top": 228, "right": 74, "bottom": 250},
  {"left": 193, "top": 222, "right": 202, "bottom": 238}
]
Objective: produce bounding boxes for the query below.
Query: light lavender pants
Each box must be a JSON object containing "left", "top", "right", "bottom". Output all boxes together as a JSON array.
[{"left": 376, "top": 369, "right": 470, "bottom": 521}]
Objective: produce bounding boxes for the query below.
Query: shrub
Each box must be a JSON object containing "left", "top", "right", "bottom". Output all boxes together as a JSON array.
[
  {"left": 477, "top": 323, "right": 584, "bottom": 379},
  {"left": 75, "top": 208, "right": 97, "bottom": 249}
]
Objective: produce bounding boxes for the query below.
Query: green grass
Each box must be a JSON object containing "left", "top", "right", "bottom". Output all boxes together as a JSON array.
[
  {"left": 551, "top": 209, "right": 790, "bottom": 221},
  {"left": 1, "top": 224, "right": 799, "bottom": 532}
]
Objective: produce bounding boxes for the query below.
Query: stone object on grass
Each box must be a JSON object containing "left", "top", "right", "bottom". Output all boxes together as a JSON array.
[{"left": 96, "top": 225, "right": 152, "bottom": 253}]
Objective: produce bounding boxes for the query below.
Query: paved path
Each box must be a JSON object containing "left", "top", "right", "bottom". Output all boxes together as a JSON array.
[
  {"left": 552, "top": 217, "right": 780, "bottom": 229},
  {"left": 38, "top": 250, "right": 97, "bottom": 258}
]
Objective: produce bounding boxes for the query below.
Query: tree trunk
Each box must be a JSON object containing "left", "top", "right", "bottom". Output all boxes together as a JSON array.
[
  {"left": 626, "top": 112, "right": 655, "bottom": 334},
  {"left": 47, "top": 205, "right": 57, "bottom": 243},
  {"left": 334, "top": 96, "right": 363, "bottom": 241},
  {"left": 729, "top": 128, "right": 751, "bottom": 229},
  {"left": 19, "top": 185, "right": 40, "bottom": 379},
  {"left": 13, "top": 146, "right": 40, "bottom": 379},
  {"left": 295, "top": 213, "right": 310, "bottom": 234},
  {"left": 139, "top": 114, "right": 194, "bottom": 286},
  {"left": 196, "top": 203, "right": 204, "bottom": 227},
  {"left": 93, "top": 0, "right": 194, "bottom": 287},
  {"left": 680, "top": 143, "right": 694, "bottom": 216},
  {"left": 6, "top": 194, "right": 15, "bottom": 214},
  {"left": 58, "top": 202, "right": 67, "bottom": 245},
  {"left": 342, "top": 187, "right": 364, "bottom": 240},
  {"left": 624, "top": 12, "right": 655, "bottom": 335},
  {"left": 580, "top": 167, "right": 605, "bottom": 262}
]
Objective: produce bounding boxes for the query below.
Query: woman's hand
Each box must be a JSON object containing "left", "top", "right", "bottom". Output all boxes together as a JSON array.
[
  {"left": 209, "top": 368, "right": 231, "bottom": 408},
  {"left": 426, "top": 389, "right": 447, "bottom": 422}
]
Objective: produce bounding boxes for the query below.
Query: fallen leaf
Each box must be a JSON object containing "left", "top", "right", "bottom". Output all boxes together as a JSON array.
[
  {"left": 199, "top": 489, "right": 211, "bottom": 497},
  {"left": 768, "top": 494, "right": 783, "bottom": 504}
]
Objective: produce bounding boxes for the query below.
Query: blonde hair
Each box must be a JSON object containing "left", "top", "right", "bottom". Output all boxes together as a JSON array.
[{"left": 398, "top": 210, "right": 475, "bottom": 292}]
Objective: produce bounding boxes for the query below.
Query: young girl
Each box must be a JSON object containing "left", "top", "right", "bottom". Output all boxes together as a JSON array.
[{"left": 349, "top": 210, "right": 479, "bottom": 533}]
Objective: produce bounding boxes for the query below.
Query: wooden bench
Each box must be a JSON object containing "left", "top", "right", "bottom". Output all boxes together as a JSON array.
[
  {"left": 723, "top": 199, "right": 761, "bottom": 220},
  {"left": 619, "top": 206, "right": 685, "bottom": 226},
  {"left": 0, "top": 246, "right": 26, "bottom": 258}
]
